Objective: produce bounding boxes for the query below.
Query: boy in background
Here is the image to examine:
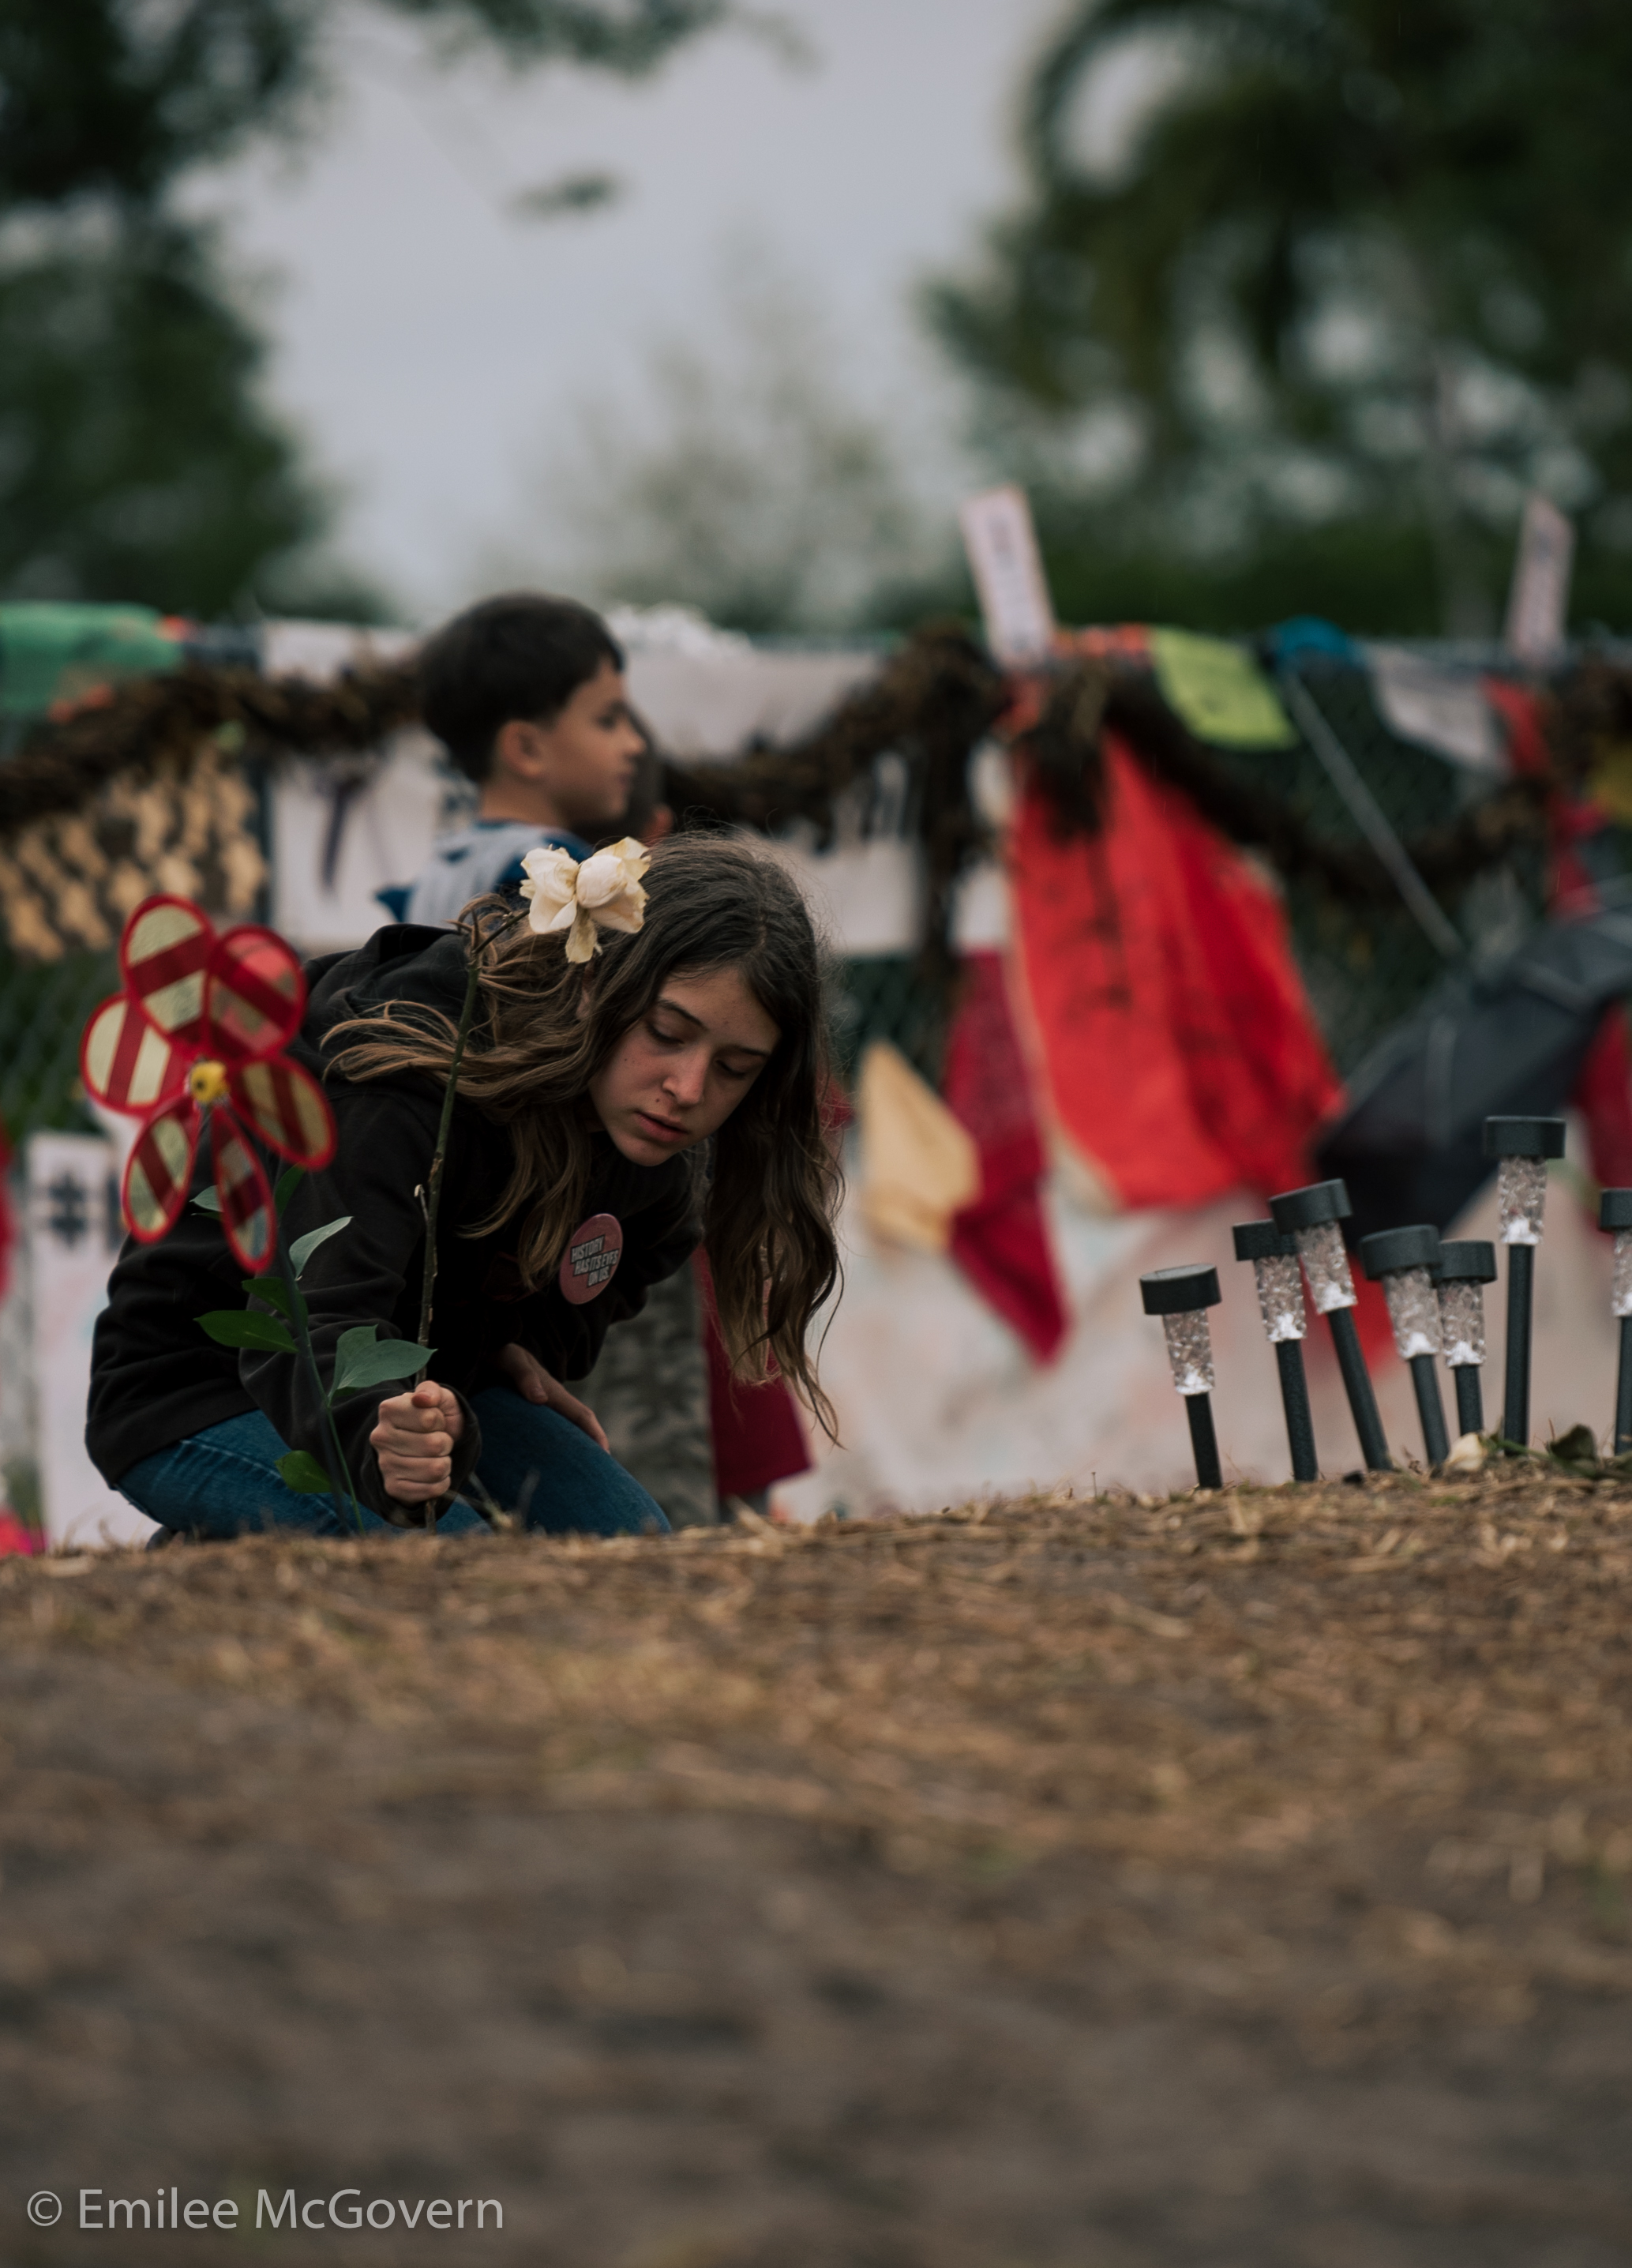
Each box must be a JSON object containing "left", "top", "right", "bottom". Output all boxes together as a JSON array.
[
  {"left": 405, "top": 591, "right": 644, "bottom": 924},
  {"left": 400, "top": 589, "right": 717, "bottom": 1525}
]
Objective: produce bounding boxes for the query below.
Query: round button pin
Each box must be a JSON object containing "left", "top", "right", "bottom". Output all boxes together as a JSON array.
[{"left": 559, "top": 1212, "right": 623, "bottom": 1305}]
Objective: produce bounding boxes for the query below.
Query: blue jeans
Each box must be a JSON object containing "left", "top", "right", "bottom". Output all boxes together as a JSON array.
[{"left": 118, "top": 1387, "right": 670, "bottom": 1541}]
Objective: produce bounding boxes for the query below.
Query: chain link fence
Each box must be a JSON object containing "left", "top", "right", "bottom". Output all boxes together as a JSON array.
[
  {"left": 0, "top": 648, "right": 1574, "bottom": 1147},
  {"left": 0, "top": 942, "right": 117, "bottom": 1151},
  {"left": 831, "top": 651, "right": 1560, "bottom": 1089},
  {"left": 1232, "top": 655, "right": 1551, "bottom": 1078}
]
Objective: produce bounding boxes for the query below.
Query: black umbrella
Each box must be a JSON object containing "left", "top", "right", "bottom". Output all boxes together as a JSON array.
[{"left": 1316, "top": 903, "right": 1632, "bottom": 1242}]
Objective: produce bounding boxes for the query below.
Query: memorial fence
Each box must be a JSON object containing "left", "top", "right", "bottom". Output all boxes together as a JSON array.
[{"left": 0, "top": 646, "right": 1593, "bottom": 1149}]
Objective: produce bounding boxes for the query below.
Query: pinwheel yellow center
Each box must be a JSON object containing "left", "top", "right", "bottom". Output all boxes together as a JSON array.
[{"left": 188, "top": 1058, "right": 230, "bottom": 1107}]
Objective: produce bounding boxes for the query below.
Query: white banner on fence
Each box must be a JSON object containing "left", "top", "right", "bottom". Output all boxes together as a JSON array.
[
  {"left": 1364, "top": 645, "right": 1504, "bottom": 773},
  {"left": 26, "top": 1133, "right": 153, "bottom": 1548},
  {"left": 271, "top": 728, "right": 460, "bottom": 954},
  {"left": 265, "top": 625, "right": 885, "bottom": 955},
  {"left": 624, "top": 644, "right": 879, "bottom": 758}
]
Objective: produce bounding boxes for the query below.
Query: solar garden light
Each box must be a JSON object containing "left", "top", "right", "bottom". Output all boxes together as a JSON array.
[
  {"left": 1269, "top": 1177, "right": 1393, "bottom": 1472},
  {"left": 1433, "top": 1240, "right": 1497, "bottom": 1441},
  {"left": 1600, "top": 1190, "right": 1632, "bottom": 1454},
  {"left": 1232, "top": 1221, "right": 1318, "bottom": 1482},
  {"left": 1484, "top": 1114, "right": 1566, "bottom": 1448},
  {"left": 1139, "top": 1264, "right": 1224, "bottom": 1490},
  {"left": 1359, "top": 1226, "right": 1450, "bottom": 1468}
]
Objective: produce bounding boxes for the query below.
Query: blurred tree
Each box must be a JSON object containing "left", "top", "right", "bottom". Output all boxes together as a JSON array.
[
  {"left": 0, "top": 0, "right": 727, "bottom": 619},
  {"left": 929, "top": 0, "right": 1632, "bottom": 635},
  {"left": 0, "top": 220, "right": 347, "bottom": 620},
  {"left": 520, "top": 254, "right": 930, "bottom": 634}
]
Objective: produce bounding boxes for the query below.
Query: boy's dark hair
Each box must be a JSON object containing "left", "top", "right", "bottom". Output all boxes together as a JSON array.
[{"left": 418, "top": 592, "right": 623, "bottom": 784}]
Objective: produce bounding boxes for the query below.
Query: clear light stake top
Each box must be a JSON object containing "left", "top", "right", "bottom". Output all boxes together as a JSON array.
[
  {"left": 1614, "top": 1230, "right": 1632, "bottom": 1320},
  {"left": 1379, "top": 1265, "right": 1441, "bottom": 1361},
  {"left": 1438, "top": 1279, "right": 1486, "bottom": 1367},
  {"left": 1252, "top": 1250, "right": 1306, "bottom": 1342},
  {"left": 1497, "top": 1155, "right": 1549, "bottom": 1246},
  {"left": 1161, "top": 1307, "right": 1214, "bottom": 1396},
  {"left": 1295, "top": 1218, "right": 1356, "bottom": 1313}
]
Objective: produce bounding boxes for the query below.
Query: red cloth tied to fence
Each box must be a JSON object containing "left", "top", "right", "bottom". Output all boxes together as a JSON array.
[
  {"left": 1485, "top": 678, "right": 1632, "bottom": 1191},
  {"left": 1568, "top": 1004, "right": 1632, "bottom": 1188},
  {"left": 692, "top": 1249, "right": 811, "bottom": 1501},
  {"left": 1010, "top": 730, "right": 1344, "bottom": 1209},
  {"left": 941, "top": 950, "right": 1069, "bottom": 1363}
]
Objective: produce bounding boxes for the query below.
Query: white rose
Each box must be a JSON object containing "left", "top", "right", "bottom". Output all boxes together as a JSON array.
[{"left": 518, "top": 836, "right": 649, "bottom": 963}]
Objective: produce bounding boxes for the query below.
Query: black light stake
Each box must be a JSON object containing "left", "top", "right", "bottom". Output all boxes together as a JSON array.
[
  {"left": 1599, "top": 1190, "right": 1632, "bottom": 1454},
  {"left": 1484, "top": 1115, "right": 1566, "bottom": 1449},
  {"left": 1269, "top": 1177, "right": 1393, "bottom": 1472},
  {"left": 1360, "top": 1225, "right": 1450, "bottom": 1468},
  {"left": 1139, "top": 1264, "right": 1225, "bottom": 1491},
  {"left": 1232, "top": 1221, "right": 1319, "bottom": 1481},
  {"left": 1434, "top": 1239, "right": 1497, "bottom": 1440}
]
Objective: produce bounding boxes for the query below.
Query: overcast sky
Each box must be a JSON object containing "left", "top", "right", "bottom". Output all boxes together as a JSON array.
[{"left": 186, "top": 0, "right": 1067, "bottom": 622}]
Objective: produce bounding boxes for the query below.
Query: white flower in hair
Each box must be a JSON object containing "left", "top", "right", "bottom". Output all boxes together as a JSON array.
[{"left": 520, "top": 836, "right": 650, "bottom": 963}]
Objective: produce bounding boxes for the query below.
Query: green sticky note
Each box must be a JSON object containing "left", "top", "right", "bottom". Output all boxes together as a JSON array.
[
  {"left": 0, "top": 602, "right": 183, "bottom": 719},
  {"left": 1150, "top": 626, "right": 1296, "bottom": 749}
]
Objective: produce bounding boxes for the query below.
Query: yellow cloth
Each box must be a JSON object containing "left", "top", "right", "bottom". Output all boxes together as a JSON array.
[
  {"left": 1150, "top": 626, "right": 1296, "bottom": 749},
  {"left": 1589, "top": 738, "right": 1632, "bottom": 824},
  {"left": 857, "top": 1039, "right": 979, "bottom": 1253}
]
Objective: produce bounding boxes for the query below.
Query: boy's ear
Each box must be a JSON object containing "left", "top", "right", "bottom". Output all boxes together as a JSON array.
[{"left": 493, "top": 718, "right": 549, "bottom": 783}]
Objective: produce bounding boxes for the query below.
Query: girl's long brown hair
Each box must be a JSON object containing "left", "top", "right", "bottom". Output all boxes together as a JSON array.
[{"left": 325, "top": 832, "right": 842, "bottom": 1430}]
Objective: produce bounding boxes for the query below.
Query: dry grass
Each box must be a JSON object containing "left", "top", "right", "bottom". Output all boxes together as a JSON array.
[{"left": 4, "top": 1470, "right": 1631, "bottom": 2264}]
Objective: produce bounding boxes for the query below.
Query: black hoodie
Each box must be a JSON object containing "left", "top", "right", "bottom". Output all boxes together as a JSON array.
[{"left": 86, "top": 925, "right": 701, "bottom": 1516}]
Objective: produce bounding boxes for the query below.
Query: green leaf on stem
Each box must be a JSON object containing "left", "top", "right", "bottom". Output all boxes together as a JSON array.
[
  {"left": 289, "top": 1215, "right": 351, "bottom": 1278},
  {"left": 198, "top": 1310, "right": 297, "bottom": 1354},
  {"left": 276, "top": 1451, "right": 334, "bottom": 1496},
  {"left": 330, "top": 1324, "right": 437, "bottom": 1399},
  {"left": 274, "top": 1166, "right": 305, "bottom": 1217},
  {"left": 242, "top": 1275, "right": 294, "bottom": 1319},
  {"left": 192, "top": 1188, "right": 223, "bottom": 1215}
]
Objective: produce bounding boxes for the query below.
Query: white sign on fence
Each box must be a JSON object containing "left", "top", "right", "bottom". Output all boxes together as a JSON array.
[
  {"left": 26, "top": 1133, "right": 153, "bottom": 1548},
  {"left": 1505, "top": 493, "right": 1575, "bottom": 665},
  {"left": 1365, "top": 645, "right": 1504, "bottom": 773},
  {"left": 958, "top": 485, "right": 1056, "bottom": 666}
]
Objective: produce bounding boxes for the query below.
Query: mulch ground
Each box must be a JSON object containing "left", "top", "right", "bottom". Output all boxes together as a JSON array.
[{"left": 2, "top": 1467, "right": 1631, "bottom": 2266}]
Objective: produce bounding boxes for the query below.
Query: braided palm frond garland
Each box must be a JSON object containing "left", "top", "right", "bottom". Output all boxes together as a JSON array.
[
  {"left": 0, "top": 625, "right": 1601, "bottom": 967},
  {"left": 0, "top": 660, "right": 424, "bottom": 960},
  {"left": 1019, "top": 665, "right": 1556, "bottom": 907}
]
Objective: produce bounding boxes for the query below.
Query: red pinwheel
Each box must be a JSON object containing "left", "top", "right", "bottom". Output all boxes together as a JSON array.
[{"left": 81, "top": 896, "right": 336, "bottom": 1273}]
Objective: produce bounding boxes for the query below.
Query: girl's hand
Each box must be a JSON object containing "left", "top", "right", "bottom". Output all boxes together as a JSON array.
[
  {"left": 495, "top": 1342, "right": 610, "bottom": 1453},
  {"left": 370, "top": 1380, "right": 465, "bottom": 1504}
]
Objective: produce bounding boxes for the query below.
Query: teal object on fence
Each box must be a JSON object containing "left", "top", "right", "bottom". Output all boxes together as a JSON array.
[{"left": 0, "top": 603, "right": 183, "bottom": 719}]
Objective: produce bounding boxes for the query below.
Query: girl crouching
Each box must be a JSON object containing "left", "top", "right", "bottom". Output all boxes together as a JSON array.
[{"left": 88, "top": 835, "right": 839, "bottom": 1539}]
